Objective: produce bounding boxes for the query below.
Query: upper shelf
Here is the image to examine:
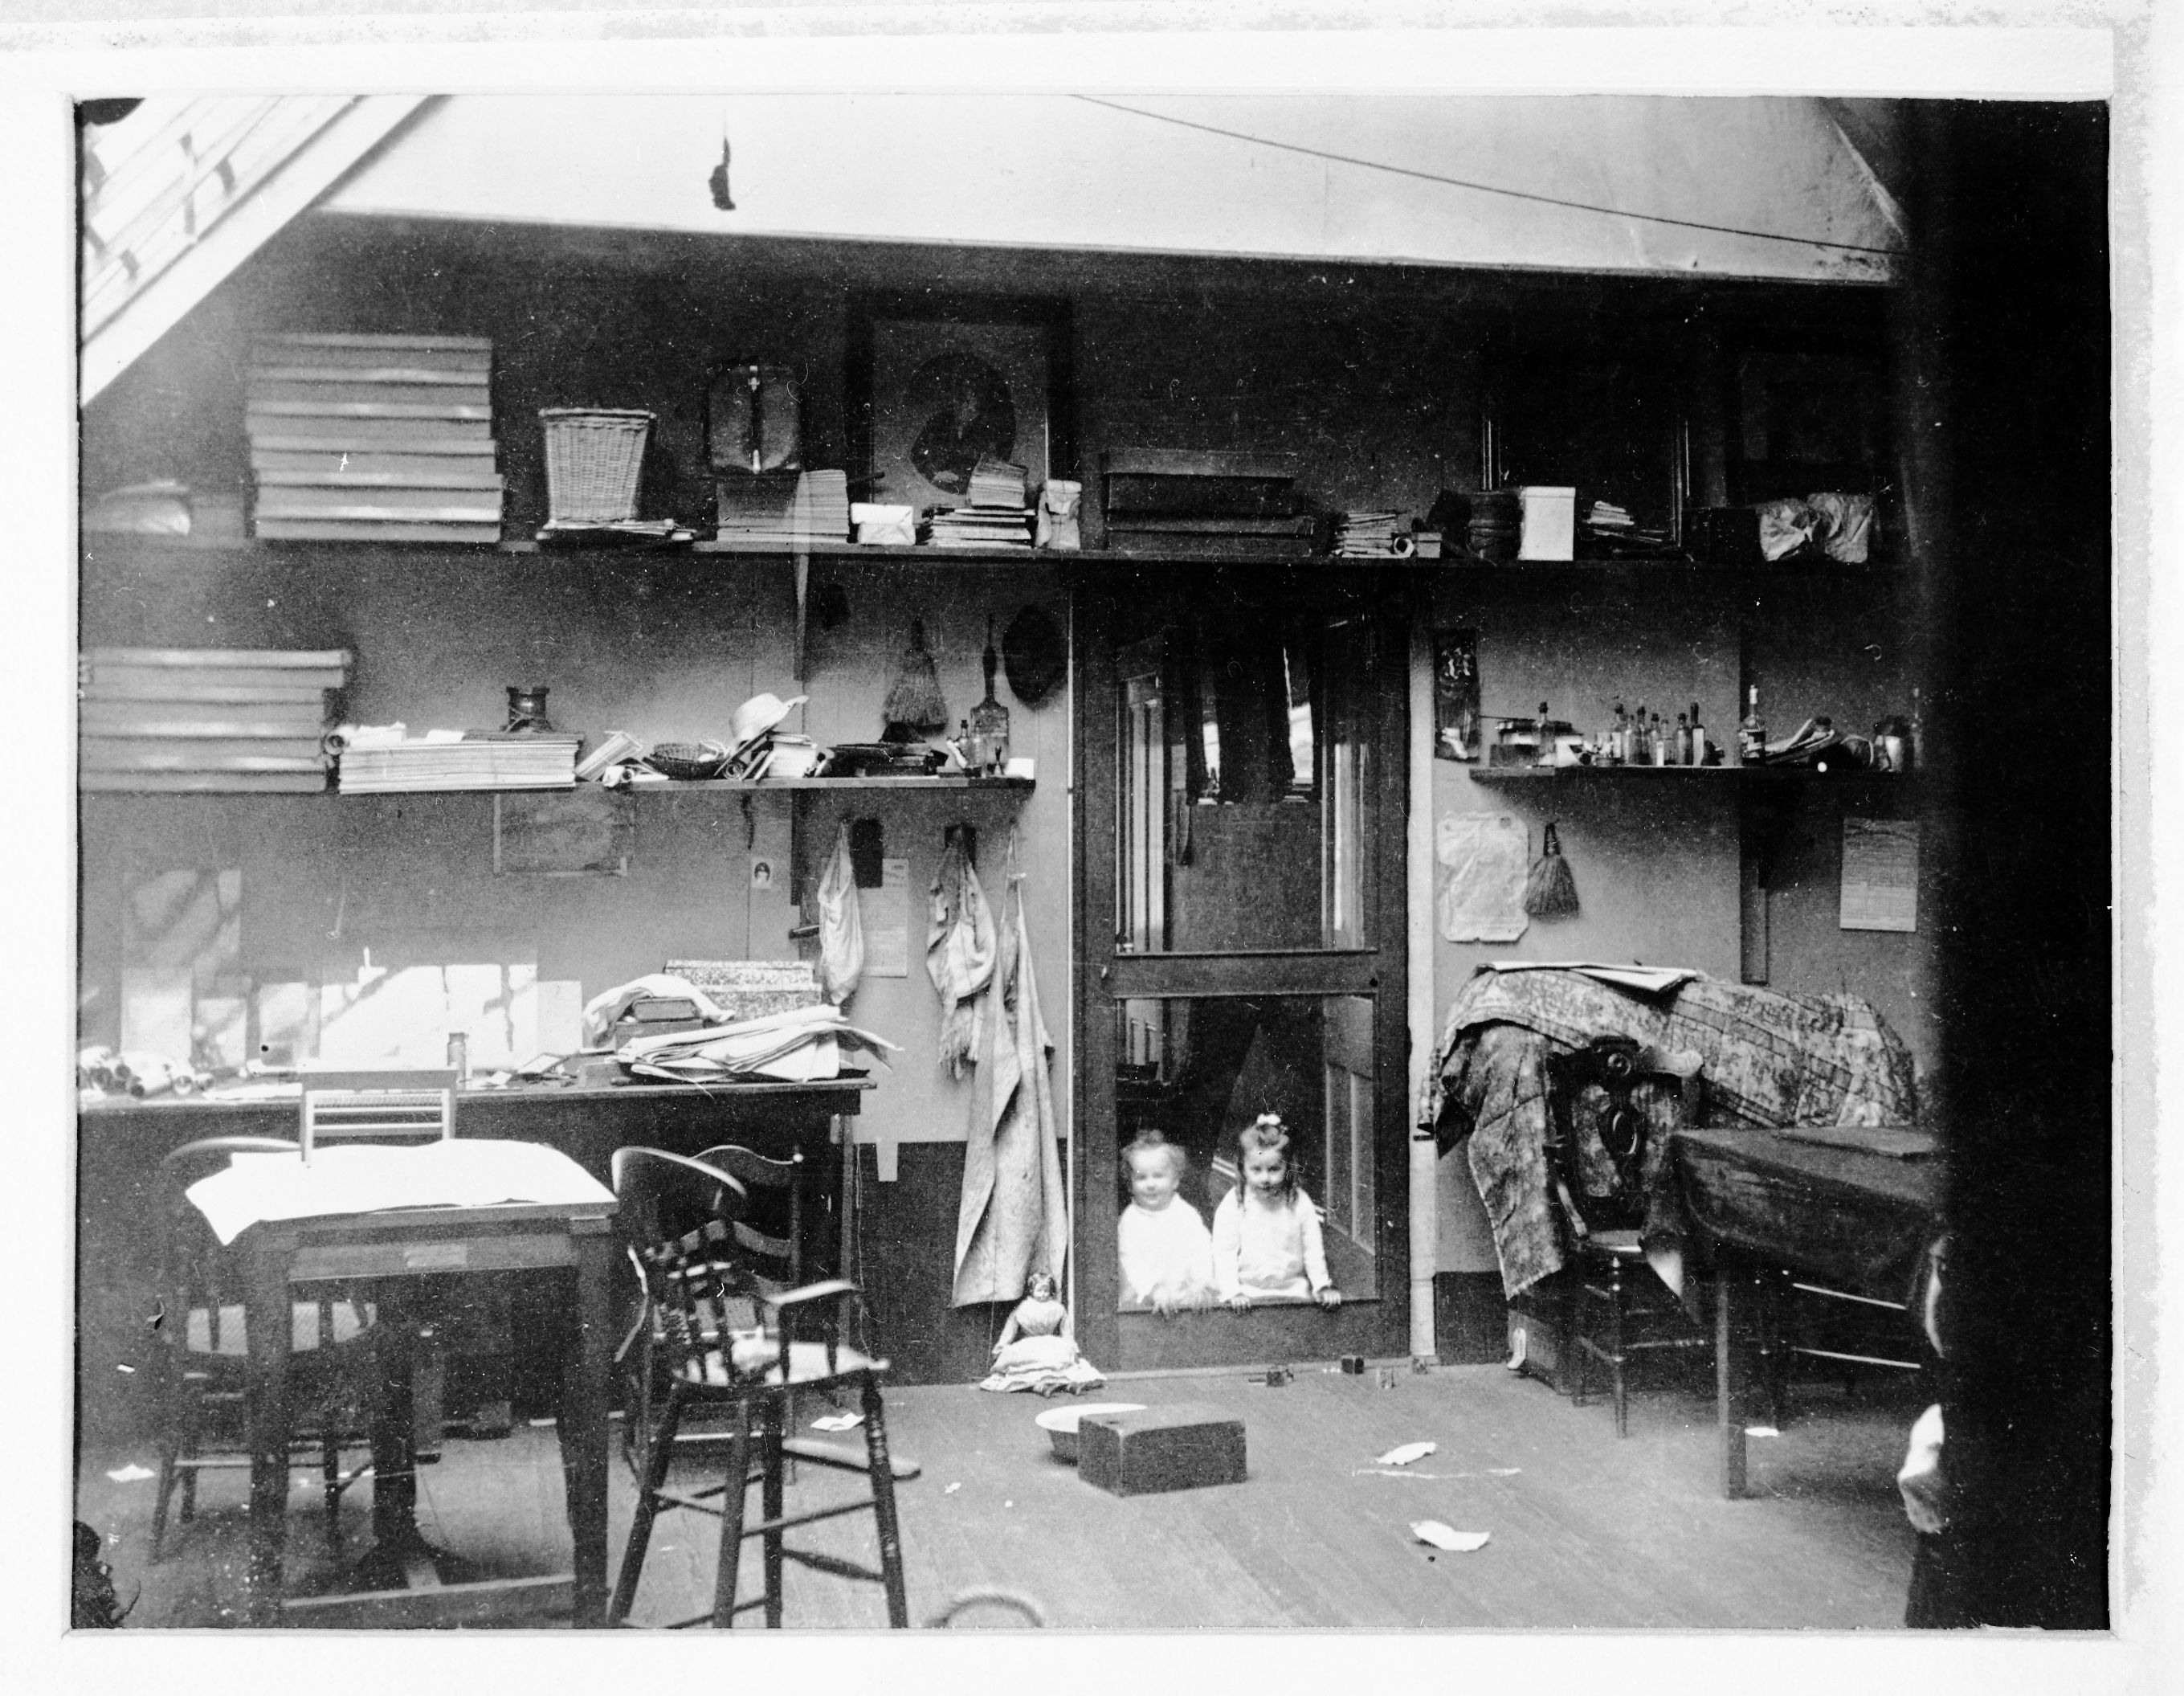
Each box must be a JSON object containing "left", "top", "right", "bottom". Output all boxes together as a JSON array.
[
  {"left": 81, "top": 533, "right": 1906, "bottom": 579},
  {"left": 1468, "top": 764, "right": 1899, "bottom": 783}
]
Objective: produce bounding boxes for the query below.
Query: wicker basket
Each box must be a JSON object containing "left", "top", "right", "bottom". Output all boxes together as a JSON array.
[
  {"left": 540, "top": 409, "right": 654, "bottom": 524},
  {"left": 646, "top": 741, "right": 730, "bottom": 781}
]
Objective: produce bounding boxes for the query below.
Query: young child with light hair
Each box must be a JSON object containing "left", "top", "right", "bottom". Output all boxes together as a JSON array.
[
  {"left": 1116, "top": 1130, "right": 1217, "bottom": 1314},
  {"left": 1213, "top": 1114, "right": 1341, "bottom": 1309}
]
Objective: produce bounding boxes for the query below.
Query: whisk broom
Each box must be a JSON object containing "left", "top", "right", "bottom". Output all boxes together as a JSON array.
[
  {"left": 1524, "top": 821, "right": 1580, "bottom": 917},
  {"left": 880, "top": 616, "right": 948, "bottom": 733}
]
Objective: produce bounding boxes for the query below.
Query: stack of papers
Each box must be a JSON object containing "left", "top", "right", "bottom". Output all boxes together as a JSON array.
[
  {"left": 618, "top": 1003, "right": 900, "bottom": 1084},
  {"left": 925, "top": 458, "right": 1031, "bottom": 549},
  {"left": 715, "top": 470, "right": 849, "bottom": 546},
  {"left": 79, "top": 646, "right": 349, "bottom": 793},
  {"left": 1333, "top": 511, "right": 1413, "bottom": 558},
  {"left": 337, "top": 733, "right": 580, "bottom": 791},
  {"left": 185, "top": 1138, "right": 614, "bottom": 1246},
  {"left": 247, "top": 333, "right": 503, "bottom": 545}
]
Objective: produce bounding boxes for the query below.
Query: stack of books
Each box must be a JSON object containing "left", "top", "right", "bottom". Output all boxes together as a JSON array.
[
  {"left": 1100, "top": 448, "right": 1314, "bottom": 558},
  {"left": 336, "top": 733, "right": 580, "bottom": 793},
  {"left": 247, "top": 334, "right": 504, "bottom": 545},
  {"left": 924, "top": 459, "right": 1031, "bottom": 549},
  {"left": 715, "top": 469, "right": 850, "bottom": 546},
  {"left": 1333, "top": 510, "right": 1410, "bottom": 558},
  {"left": 1582, "top": 497, "right": 1674, "bottom": 557},
  {"left": 79, "top": 646, "right": 349, "bottom": 792}
]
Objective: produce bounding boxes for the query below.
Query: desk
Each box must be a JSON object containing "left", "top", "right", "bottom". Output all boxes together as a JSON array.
[
  {"left": 1657, "top": 1127, "right": 1943, "bottom": 1498},
  {"left": 235, "top": 1196, "right": 617, "bottom": 1627}
]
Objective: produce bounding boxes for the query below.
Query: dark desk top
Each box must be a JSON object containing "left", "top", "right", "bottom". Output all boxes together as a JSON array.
[
  {"left": 81, "top": 1072, "right": 876, "bottom": 1118},
  {"left": 1660, "top": 1126, "right": 1944, "bottom": 1301}
]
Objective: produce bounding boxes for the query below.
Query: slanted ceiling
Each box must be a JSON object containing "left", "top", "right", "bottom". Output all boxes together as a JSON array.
[
  {"left": 80, "top": 92, "right": 1903, "bottom": 398},
  {"left": 78, "top": 96, "right": 427, "bottom": 402},
  {"left": 318, "top": 94, "right": 1902, "bottom": 285}
]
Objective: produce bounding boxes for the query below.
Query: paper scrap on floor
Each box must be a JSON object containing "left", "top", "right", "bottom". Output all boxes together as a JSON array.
[
  {"left": 1375, "top": 1441, "right": 1437, "bottom": 1467},
  {"left": 1412, "top": 1522, "right": 1491, "bottom": 1553},
  {"left": 186, "top": 1138, "right": 613, "bottom": 1245}
]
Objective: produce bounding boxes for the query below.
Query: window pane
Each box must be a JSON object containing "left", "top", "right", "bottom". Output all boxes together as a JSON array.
[
  {"left": 1113, "top": 608, "right": 1375, "bottom": 954},
  {"left": 1113, "top": 995, "right": 1380, "bottom": 1310}
]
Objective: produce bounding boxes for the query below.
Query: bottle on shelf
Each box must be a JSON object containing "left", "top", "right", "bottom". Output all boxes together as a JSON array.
[
  {"left": 1689, "top": 699, "right": 1706, "bottom": 766},
  {"left": 1738, "top": 685, "right": 1767, "bottom": 766},
  {"left": 1609, "top": 701, "right": 1627, "bottom": 765},
  {"left": 1652, "top": 712, "right": 1670, "bottom": 766},
  {"left": 1674, "top": 711, "right": 1691, "bottom": 766},
  {"left": 1632, "top": 702, "right": 1648, "bottom": 765}
]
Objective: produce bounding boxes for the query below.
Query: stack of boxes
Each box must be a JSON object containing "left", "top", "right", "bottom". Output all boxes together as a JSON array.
[{"left": 78, "top": 646, "right": 349, "bottom": 792}]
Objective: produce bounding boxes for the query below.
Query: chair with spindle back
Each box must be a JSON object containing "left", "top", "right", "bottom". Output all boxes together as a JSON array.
[
  {"left": 607, "top": 1146, "right": 908, "bottom": 1629},
  {"left": 148, "top": 1135, "right": 381, "bottom": 1561},
  {"left": 620, "top": 1144, "right": 813, "bottom": 1483},
  {"left": 299, "top": 1069, "right": 459, "bottom": 1158}
]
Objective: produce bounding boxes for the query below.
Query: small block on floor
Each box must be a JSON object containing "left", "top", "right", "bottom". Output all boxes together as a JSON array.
[{"left": 1078, "top": 1403, "right": 1246, "bottom": 1496}]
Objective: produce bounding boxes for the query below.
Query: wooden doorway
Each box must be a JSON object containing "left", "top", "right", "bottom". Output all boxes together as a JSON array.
[{"left": 1073, "top": 567, "right": 1410, "bottom": 1372}]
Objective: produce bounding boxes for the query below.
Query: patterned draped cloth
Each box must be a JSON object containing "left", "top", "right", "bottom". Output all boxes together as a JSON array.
[{"left": 1424, "top": 968, "right": 1919, "bottom": 1298}]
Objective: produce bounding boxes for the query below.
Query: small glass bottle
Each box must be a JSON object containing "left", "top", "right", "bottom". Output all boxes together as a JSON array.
[
  {"left": 1609, "top": 701, "right": 1628, "bottom": 765},
  {"left": 1652, "top": 712, "right": 1670, "bottom": 766},
  {"left": 1674, "top": 711, "right": 1691, "bottom": 766},
  {"left": 1738, "top": 685, "right": 1767, "bottom": 766},
  {"left": 1689, "top": 699, "right": 1705, "bottom": 766}
]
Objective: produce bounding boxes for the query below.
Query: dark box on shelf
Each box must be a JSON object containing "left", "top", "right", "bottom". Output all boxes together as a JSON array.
[{"left": 1078, "top": 1404, "right": 1247, "bottom": 1496}]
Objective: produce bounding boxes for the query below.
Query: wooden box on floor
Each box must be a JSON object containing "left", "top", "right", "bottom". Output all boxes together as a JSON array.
[{"left": 1079, "top": 1404, "right": 1247, "bottom": 1496}]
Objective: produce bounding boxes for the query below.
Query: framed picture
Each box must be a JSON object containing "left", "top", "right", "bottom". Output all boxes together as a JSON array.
[{"left": 847, "top": 292, "right": 1073, "bottom": 511}]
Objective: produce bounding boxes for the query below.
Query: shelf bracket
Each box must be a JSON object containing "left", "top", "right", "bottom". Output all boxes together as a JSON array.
[{"left": 793, "top": 551, "right": 810, "bottom": 684}]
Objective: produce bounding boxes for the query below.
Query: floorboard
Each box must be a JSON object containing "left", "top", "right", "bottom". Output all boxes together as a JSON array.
[{"left": 76, "top": 1362, "right": 1924, "bottom": 1631}]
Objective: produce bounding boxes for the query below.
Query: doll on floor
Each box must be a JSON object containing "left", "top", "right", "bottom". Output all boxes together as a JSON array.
[{"left": 978, "top": 1271, "right": 1107, "bottom": 1396}]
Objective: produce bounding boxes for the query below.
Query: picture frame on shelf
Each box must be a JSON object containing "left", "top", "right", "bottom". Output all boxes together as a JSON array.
[{"left": 846, "top": 292, "right": 1074, "bottom": 514}]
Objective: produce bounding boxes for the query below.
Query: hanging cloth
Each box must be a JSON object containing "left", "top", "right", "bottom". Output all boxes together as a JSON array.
[
  {"left": 925, "top": 829, "right": 995, "bottom": 1077},
  {"left": 815, "top": 821, "right": 863, "bottom": 1006},
  {"left": 952, "top": 835, "right": 1066, "bottom": 1307}
]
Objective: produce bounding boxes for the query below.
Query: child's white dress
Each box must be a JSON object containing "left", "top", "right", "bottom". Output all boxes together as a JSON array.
[
  {"left": 1211, "top": 1186, "right": 1332, "bottom": 1302},
  {"left": 1116, "top": 1198, "right": 1218, "bottom": 1310}
]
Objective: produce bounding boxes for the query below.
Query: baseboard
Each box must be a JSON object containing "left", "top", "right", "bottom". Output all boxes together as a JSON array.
[{"left": 1431, "top": 1270, "right": 1512, "bottom": 1365}]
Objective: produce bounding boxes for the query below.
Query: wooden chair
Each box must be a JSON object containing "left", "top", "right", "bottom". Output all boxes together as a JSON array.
[
  {"left": 619, "top": 1143, "right": 814, "bottom": 1483},
  {"left": 1545, "top": 1036, "right": 1711, "bottom": 1437},
  {"left": 607, "top": 1146, "right": 908, "bottom": 1629},
  {"left": 299, "top": 1068, "right": 459, "bottom": 1159},
  {"left": 148, "top": 1135, "right": 380, "bottom": 1561}
]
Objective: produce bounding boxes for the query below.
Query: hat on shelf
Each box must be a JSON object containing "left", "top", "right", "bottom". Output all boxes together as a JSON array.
[{"left": 723, "top": 692, "right": 808, "bottom": 763}]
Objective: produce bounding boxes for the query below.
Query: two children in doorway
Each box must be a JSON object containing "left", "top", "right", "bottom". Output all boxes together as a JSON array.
[{"left": 1116, "top": 1113, "right": 1341, "bottom": 1314}]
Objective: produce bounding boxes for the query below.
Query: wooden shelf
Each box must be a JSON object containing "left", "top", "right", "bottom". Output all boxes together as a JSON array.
[
  {"left": 1467, "top": 764, "right": 1896, "bottom": 783},
  {"left": 623, "top": 775, "right": 1034, "bottom": 794},
  {"left": 82, "top": 533, "right": 1904, "bottom": 579}
]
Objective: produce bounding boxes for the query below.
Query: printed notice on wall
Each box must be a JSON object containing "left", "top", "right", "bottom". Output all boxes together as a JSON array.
[
  {"left": 1840, "top": 818, "right": 1919, "bottom": 932},
  {"left": 860, "top": 857, "right": 911, "bottom": 976}
]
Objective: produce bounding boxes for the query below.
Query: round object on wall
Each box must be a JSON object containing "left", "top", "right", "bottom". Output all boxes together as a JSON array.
[{"left": 1002, "top": 605, "right": 1065, "bottom": 706}]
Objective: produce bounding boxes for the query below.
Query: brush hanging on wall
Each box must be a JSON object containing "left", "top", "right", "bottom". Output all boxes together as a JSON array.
[
  {"left": 1523, "top": 822, "right": 1581, "bottom": 917},
  {"left": 880, "top": 616, "right": 948, "bottom": 734}
]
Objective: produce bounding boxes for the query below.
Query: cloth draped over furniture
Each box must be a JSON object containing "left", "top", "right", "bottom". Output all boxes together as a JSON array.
[
  {"left": 1425, "top": 968, "right": 1919, "bottom": 1298},
  {"left": 951, "top": 842, "right": 1068, "bottom": 1307}
]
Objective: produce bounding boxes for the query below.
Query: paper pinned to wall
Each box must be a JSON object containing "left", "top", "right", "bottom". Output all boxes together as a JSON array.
[
  {"left": 1840, "top": 817, "right": 1919, "bottom": 932},
  {"left": 1435, "top": 813, "right": 1530, "bottom": 943},
  {"left": 860, "top": 857, "right": 911, "bottom": 977}
]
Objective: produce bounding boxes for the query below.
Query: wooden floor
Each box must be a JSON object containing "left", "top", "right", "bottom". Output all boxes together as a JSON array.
[{"left": 75, "top": 1362, "right": 1925, "bottom": 1631}]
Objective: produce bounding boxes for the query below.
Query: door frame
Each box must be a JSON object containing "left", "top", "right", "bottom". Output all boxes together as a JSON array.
[{"left": 1071, "top": 564, "right": 1412, "bottom": 1373}]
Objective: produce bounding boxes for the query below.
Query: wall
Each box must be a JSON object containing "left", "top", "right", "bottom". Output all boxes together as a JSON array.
[
  {"left": 79, "top": 211, "right": 1920, "bottom": 1367},
  {"left": 1423, "top": 570, "right": 1932, "bottom": 1277}
]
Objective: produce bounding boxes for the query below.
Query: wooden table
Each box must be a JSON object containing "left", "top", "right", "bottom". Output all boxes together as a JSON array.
[
  {"left": 1659, "top": 1127, "right": 1944, "bottom": 1498},
  {"left": 235, "top": 1195, "right": 618, "bottom": 1627}
]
